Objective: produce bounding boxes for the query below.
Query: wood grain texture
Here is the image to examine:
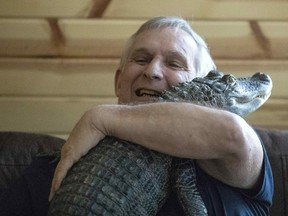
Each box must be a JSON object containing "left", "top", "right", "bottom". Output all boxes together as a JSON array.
[
  {"left": 0, "top": 0, "right": 94, "bottom": 18},
  {"left": 0, "top": 58, "right": 117, "bottom": 96},
  {"left": 1, "top": 58, "right": 287, "bottom": 97},
  {"left": 0, "top": 0, "right": 287, "bottom": 135},
  {"left": 0, "top": 97, "right": 286, "bottom": 136},
  {"left": 0, "top": 19, "right": 287, "bottom": 59},
  {"left": 0, "top": 97, "right": 117, "bottom": 134},
  {"left": 1, "top": 58, "right": 287, "bottom": 134},
  {"left": 104, "top": 0, "right": 288, "bottom": 20},
  {"left": 1, "top": 0, "right": 287, "bottom": 20}
]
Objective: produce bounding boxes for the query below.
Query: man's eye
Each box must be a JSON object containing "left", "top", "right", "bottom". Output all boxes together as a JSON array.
[
  {"left": 168, "top": 62, "right": 184, "bottom": 70},
  {"left": 133, "top": 58, "right": 149, "bottom": 65},
  {"left": 131, "top": 57, "right": 149, "bottom": 65}
]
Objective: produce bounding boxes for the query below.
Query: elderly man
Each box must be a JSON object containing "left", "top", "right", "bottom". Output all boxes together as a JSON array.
[{"left": 50, "top": 16, "right": 273, "bottom": 215}]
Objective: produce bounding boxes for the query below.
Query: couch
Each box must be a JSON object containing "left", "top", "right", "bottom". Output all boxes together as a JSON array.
[{"left": 0, "top": 127, "right": 287, "bottom": 215}]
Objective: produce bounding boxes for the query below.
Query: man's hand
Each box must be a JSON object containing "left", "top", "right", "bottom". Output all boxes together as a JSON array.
[{"left": 49, "top": 109, "right": 106, "bottom": 201}]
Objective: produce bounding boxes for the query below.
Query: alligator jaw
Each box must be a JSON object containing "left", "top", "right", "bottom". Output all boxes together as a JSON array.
[
  {"left": 227, "top": 91, "right": 272, "bottom": 117},
  {"left": 222, "top": 72, "right": 273, "bottom": 117}
]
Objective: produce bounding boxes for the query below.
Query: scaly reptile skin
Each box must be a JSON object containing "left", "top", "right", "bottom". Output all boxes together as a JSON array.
[{"left": 48, "top": 70, "right": 272, "bottom": 216}]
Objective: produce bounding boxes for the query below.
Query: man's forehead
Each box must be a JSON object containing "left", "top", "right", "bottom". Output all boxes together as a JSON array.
[
  {"left": 131, "top": 28, "right": 197, "bottom": 55},
  {"left": 130, "top": 47, "right": 188, "bottom": 61}
]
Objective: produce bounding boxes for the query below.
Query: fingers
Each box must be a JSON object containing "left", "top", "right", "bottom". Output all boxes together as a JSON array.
[
  {"left": 48, "top": 153, "right": 75, "bottom": 201},
  {"left": 48, "top": 108, "right": 107, "bottom": 201}
]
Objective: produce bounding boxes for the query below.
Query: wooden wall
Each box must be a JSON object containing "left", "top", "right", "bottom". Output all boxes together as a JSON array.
[{"left": 0, "top": 0, "right": 288, "bottom": 138}]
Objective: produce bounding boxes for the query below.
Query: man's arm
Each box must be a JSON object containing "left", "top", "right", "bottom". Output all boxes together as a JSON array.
[{"left": 49, "top": 102, "right": 263, "bottom": 199}]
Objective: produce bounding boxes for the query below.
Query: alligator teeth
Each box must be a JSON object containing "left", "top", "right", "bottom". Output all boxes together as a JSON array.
[
  {"left": 136, "top": 89, "right": 161, "bottom": 97},
  {"left": 257, "top": 92, "right": 271, "bottom": 100}
]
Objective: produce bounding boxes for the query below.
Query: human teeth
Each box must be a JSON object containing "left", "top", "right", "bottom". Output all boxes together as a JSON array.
[{"left": 136, "top": 89, "right": 160, "bottom": 97}]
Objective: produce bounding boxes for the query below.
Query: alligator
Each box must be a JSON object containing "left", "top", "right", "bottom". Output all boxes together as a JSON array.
[{"left": 48, "top": 70, "right": 272, "bottom": 216}]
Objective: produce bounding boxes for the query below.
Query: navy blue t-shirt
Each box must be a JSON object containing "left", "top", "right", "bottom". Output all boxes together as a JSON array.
[{"left": 195, "top": 142, "right": 273, "bottom": 215}]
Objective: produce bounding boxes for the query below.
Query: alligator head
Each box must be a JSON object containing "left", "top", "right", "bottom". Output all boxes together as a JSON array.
[{"left": 159, "top": 70, "right": 273, "bottom": 117}]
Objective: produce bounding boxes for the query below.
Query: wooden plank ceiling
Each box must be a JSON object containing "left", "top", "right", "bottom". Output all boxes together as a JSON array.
[{"left": 0, "top": 0, "right": 288, "bottom": 137}]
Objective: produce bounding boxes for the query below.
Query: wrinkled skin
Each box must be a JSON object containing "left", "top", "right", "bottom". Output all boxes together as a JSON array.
[{"left": 48, "top": 70, "right": 272, "bottom": 216}]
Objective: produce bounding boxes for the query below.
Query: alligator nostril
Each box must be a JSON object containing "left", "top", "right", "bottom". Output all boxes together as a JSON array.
[
  {"left": 260, "top": 74, "right": 270, "bottom": 82},
  {"left": 253, "top": 72, "right": 270, "bottom": 82},
  {"left": 253, "top": 72, "right": 261, "bottom": 77}
]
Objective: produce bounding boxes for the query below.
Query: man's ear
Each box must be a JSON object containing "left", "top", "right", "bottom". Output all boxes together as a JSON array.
[{"left": 114, "top": 69, "right": 122, "bottom": 97}]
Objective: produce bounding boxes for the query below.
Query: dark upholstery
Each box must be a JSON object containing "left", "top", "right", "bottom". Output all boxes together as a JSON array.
[
  {"left": 0, "top": 132, "right": 65, "bottom": 191},
  {"left": 255, "top": 128, "right": 288, "bottom": 216},
  {"left": 0, "top": 128, "right": 287, "bottom": 215}
]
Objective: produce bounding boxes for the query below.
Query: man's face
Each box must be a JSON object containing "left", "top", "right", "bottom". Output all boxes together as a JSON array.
[{"left": 115, "top": 27, "right": 198, "bottom": 104}]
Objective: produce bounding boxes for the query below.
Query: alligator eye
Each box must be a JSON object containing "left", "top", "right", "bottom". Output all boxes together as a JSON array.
[
  {"left": 222, "top": 75, "right": 236, "bottom": 85},
  {"left": 207, "top": 70, "right": 223, "bottom": 79}
]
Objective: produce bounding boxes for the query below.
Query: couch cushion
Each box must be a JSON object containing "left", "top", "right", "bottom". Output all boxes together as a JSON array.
[
  {"left": 255, "top": 127, "right": 288, "bottom": 216},
  {"left": 0, "top": 132, "right": 65, "bottom": 191}
]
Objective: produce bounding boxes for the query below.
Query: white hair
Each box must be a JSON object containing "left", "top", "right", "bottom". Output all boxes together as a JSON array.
[{"left": 119, "top": 16, "right": 216, "bottom": 77}]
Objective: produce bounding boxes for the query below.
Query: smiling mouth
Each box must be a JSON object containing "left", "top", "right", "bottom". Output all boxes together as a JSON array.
[{"left": 135, "top": 89, "right": 162, "bottom": 97}]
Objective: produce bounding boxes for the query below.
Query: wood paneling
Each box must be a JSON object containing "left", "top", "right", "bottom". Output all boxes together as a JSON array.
[
  {"left": 0, "top": 0, "right": 94, "bottom": 18},
  {"left": 192, "top": 21, "right": 264, "bottom": 59},
  {"left": 1, "top": 0, "right": 288, "bottom": 20},
  {"left": 0, "top": 58, "right": 117, "bottom": 96},
  {"left": 0, "top": 97, "right": 116, "bottom": 136},
  {"left": 0, "top": 19, "right": 287, "bottom": 59},
  {"left": 57, "top": 19, "right": 140, "bottom": 57},
  {"left": 104, "top": 0, "right": 288, "bottom": 20},
  {"left": 0, "top": 98, "right": 286, "bottom": 136},
  {"left": 1, "top": 58, "right": 287, "bottom": 136},
  {"left": 0, "top": 0, "right": 287, "bottom": 135},
  {"left": 1, "top": 58, "right": 287, "bottom": 97},
  {"left": 0, "top": 19, "right": 53, "bottom": 56},
  {"left": 259, "top": 22, "right": 288, "bottom": 58},
  {"left": 246, "top": 99, "right": 288, "bottom": 130}
]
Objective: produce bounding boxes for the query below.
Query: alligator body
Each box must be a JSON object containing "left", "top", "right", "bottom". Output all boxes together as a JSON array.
[{"left": 48, "top": 70, "right": 272, "bottom": 216}]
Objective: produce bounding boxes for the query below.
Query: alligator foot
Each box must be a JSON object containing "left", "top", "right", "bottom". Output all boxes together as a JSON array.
[{"left": 172, "top": 158, "right": 208, "bottom": 216}]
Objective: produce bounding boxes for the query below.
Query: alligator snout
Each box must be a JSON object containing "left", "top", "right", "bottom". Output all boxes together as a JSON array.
[{"left": 253, "top": 72, "right": 272, "bottom": 83}]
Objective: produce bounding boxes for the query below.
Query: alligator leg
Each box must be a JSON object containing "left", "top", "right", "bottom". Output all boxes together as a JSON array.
[
  {"left": 48, "top": 136, "right": 172, "bottom": 216},
  {"left": 172, "top": 158, "right": 208, "bottom": 216}
]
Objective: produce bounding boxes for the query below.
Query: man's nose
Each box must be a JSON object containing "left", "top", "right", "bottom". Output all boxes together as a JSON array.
[{"left": 144, "top": 59, "right": 164, "bottom": 80}]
